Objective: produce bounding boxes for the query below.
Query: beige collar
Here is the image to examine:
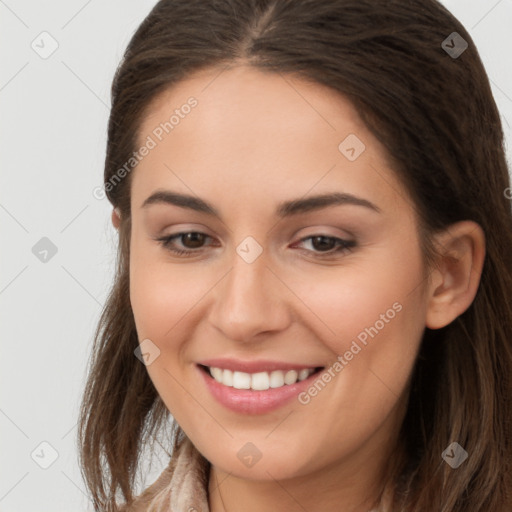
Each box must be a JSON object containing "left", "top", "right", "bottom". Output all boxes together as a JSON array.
[{"left": 120, "top": 436, "right": 210, "bottom": 512}]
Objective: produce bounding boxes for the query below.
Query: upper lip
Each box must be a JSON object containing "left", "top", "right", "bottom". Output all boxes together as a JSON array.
[{"left": 197, "top": 358, "right": 324, "bottom": 373}]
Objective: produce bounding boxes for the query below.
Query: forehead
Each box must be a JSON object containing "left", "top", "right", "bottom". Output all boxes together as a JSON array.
[
  {"left": 131, "top": 65, "right": 406, "bottom": 217},
  {"left": 138, "top": 65, "right": 368, "bottom": 150}
]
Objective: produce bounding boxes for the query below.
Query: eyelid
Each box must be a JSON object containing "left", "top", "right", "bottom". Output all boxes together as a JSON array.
[{"left": 294, "top": 225, "right": 355, "bottom": 239}]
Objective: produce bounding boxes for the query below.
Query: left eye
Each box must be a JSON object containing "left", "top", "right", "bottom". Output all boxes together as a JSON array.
[
  {"left": 292, "top": 235, "right": 356, "bottom": 255},
  {"left": 156, "top": 232, "right": 356, "bottom": 257}
]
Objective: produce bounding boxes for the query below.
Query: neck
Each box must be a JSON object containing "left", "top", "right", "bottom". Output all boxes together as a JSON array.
[
  {"left": 207, "top": 439, "right": 395, "bottom": 512},
  {"left": 207, "top": 386, "right": 408, "bottom": 512}
]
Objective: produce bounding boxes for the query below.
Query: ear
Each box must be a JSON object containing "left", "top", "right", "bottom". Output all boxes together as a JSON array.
[
  {"left": 111, "top": 208, "right": 121, "bottom": 230},
  {"left": 425, "top": 220, "right": 486, "bottom": 329}
]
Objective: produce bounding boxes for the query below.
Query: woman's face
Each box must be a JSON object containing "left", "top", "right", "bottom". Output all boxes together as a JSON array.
[{"left": 128, "top": 65, "right": 430, "bottom": 482}]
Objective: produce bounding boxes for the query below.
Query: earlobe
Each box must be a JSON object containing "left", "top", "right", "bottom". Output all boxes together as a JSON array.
[
  {"left": 111, "top": 208, "right": 121, "bottom": 230},
  {"left": 425, "top": 221, "right": 486, "bottom": 329}
]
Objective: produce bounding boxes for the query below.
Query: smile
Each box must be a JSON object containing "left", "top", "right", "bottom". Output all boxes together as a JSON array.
[
  {"left": 205, "top": 365, "right": 319, "bottom": 390},
  {"left": 197, "top": 361, "right": 325, "bottom": 414}
]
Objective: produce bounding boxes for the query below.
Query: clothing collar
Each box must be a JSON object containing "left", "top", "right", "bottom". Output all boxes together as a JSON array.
[{"left": 121, "top": 436, "right": 210, "bottom": 512}]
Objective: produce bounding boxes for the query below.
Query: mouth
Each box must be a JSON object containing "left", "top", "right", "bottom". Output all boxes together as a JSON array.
[
  {"left": 198, "top": 364, "right": 324, "bottom": 391},
  {"left": 196, "top": 360, "right": 326, "bottom": 414}
]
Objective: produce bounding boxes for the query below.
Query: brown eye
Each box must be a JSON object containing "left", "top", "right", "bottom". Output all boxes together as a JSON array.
[
  {"left": 156, "top": 231, "right": 213, "bottom": 255},
  {"left": 293, "top": 235, "right": 356, "bottom": 257},
  {"left": 180, "top": 232, "right": 207, "bottom": 248},
  {"left": 310, "top": 236, "right": 337, "bottom": 252}
]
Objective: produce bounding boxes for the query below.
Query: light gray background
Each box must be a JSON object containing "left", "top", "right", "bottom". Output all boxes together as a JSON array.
[{"left": 1, "top": 1, "right": 511, "bottom": 510}]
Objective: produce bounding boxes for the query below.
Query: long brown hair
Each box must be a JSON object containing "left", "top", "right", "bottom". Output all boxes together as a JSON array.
[{"left": 78, "top": 1, "right": 512, "bottom": 510}]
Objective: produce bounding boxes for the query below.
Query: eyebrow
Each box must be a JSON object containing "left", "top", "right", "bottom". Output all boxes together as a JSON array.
[{"left": 141, "top": 190, "right": 381, "bottom": 218}]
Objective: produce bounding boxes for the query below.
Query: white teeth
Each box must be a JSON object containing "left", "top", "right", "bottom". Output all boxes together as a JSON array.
[
  {"left": 251, "top": 372, "right": 270, "bottom": 390},
  {"left": 223, "top": 369, "right": 233, "bottom": 386},
  {"left": 269, "top": 370, "right": 285, "bottom": 388},
  {"left": 208, "top": 366, "right": 316, "bottom": 390},
  {"left": 284, "top": 370, "right": 298, "bottom": 385},
  {"left": 298, "top": 369, "right": 310, "bottom": 381},
  {"left": 210, "top": 367, "right": 223, "bottom": 381},
  {"left": 232, "top": 371, "right": 251, "bottom": 389}
]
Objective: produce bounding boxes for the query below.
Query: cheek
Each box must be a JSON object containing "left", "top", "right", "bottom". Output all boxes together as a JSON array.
[
  {"left": 295, "top": 244, "right": 425, "bottom": 351},
  {"left": 128, "top": 246, "right": 202, "bottom": 422},
  {"left": 293, "top": 237, "right": 427, "bottom": 402},
  {"left": 129, "top": 237, "right": 207, "bottom": 340}
]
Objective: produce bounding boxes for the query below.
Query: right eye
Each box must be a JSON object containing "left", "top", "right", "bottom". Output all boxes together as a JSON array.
[{"left": 156, "top": 231, "right": 214, "bottom": 256}]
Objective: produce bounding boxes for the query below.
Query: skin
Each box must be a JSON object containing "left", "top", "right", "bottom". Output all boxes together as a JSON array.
[{"left": 114, "top": 65, "right": 485, "bottom": 511}]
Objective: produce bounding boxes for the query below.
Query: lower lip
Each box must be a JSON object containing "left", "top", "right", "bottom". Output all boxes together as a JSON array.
[{"left": 197, "top": 365, "right": 322, "bottom": 414}]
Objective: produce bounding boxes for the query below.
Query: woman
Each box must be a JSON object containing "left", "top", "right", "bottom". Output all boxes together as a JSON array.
[{"left": 78, "top": 0, "right": 512, "bottom": 510}]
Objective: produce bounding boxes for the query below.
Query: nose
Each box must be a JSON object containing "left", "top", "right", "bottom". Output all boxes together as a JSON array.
[{"left": 207, "top": 248, "right": 291, "bottom": 343}]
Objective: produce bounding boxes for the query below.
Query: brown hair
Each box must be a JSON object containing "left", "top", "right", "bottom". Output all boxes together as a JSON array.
[{"left": 78, "top": 0, "right": 512, "bottom": 510}]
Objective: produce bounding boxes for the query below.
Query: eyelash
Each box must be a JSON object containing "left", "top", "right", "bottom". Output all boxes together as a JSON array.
[{"left": 155, "top": 232, "right": 356, "bottom": 258}]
